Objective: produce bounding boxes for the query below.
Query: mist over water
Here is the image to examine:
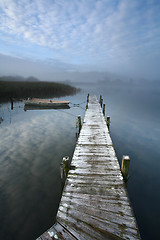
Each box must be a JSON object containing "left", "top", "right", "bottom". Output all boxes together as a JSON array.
[{"left": 0, "top": 82, "right": 160, "bottom": 240}]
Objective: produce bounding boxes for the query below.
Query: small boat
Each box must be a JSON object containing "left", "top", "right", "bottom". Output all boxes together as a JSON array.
[
  {"left": 24, "top": 98, "right": 70, "bottom": 108},
  {"left": 24, "top": 104, "right": 70, "bottom": 111}
]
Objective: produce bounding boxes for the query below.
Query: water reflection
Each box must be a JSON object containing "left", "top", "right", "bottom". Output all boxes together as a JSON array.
[
  {"left": 0, "top": 95, "right": 86, "bottom": 240},
  {"left": 0, "top": 84, "right": 160, "bottom": 240},
  {"left": 0, "top": 116, "right": 3, "bottom": 124}
]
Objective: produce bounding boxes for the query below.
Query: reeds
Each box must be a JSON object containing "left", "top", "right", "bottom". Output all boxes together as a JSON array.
[{"left": 0, "top": 80, "right": 78, "bottom": 102}]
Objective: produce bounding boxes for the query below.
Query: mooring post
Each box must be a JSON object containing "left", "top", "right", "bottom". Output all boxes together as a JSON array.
[
  {"left": 99, "top": 95, "right": 102, "bottom": 103},
  {"left": 101, "top": 98, "right": 103, "bottom": 108},
  {"left": 99, "top": 95, "right": 103, "bottom": 108},
  {"left": 63, "top": 156, "right": 70, "bottom": 178},
  {"left": 78, "top": 115, "right": 82, "bottom": 134},
  {"left": 121, "top": 155, "right": 130, "bottom": 181},
  {"left": 87, "top": 93, "right": 89, "bottom": 103},
  {"left": 86, "top": 94, "right": 89, "bottom": 109},
  {"left": 103, "top": 104, "right": 105, "bottom": 116},
  {"left": 63, "top": 156, "right": 70, "bottom": 174},
  {"left": 106, "top": 116, "right": 110, "bottom": 130},
  {"left": 10, "top": 98, "right": 13, "bottom": 110}
]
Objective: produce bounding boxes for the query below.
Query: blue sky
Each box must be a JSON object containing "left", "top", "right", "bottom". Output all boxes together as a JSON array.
[{"left": 0, "top": 0, "right": 160, "bottom": 79}]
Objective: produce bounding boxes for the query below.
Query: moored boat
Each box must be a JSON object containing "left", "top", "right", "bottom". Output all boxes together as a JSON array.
[{"left": 24, "top": 98, "right": 70, "bottom": 107}]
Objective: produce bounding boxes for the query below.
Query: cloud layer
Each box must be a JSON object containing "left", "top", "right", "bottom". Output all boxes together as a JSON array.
[{"left": 0, "top": 0, "right": 160, "bottom": 78}]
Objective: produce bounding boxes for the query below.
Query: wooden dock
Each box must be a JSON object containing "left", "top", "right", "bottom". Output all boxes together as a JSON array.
[{"left": 37, "top": 95, "right": 140, "bottom": 240}]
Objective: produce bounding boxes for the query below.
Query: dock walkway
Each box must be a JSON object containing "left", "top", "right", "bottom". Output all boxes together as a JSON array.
[{"left": 37, "top": 95, "right": 140, "bottom": 240}]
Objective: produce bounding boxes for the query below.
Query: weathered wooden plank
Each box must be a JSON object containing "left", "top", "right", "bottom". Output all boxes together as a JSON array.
[
  {"left": 57, "top": 210, "right": 139, "bottom": 240},
  {"left": 57, "top": 217, "right": 119, "bottom": 240},
  {"left": 57, "top": 218, "right": 109, "bottom": 240},
  {"left": 68, "top": 169, "right": 123, "bottom": 177},
  {"left": 66, "top": 176, "right": 124, "bottom": 186},
  {"left": 62, "top": 184, "right": 127, "bottom": 199},
  {"left": 62, "top": 192, "right": 131, "bottom": 207},
  {"left": 57, "top": 218, "right": 114, "bottom": 240},
  {"left": 39, "top": 222, "right": 76, "bottom": 240},
  {"left": 58, "top": 203, "right": 137, "bottom": 231},
  {"left": 59, "top": 197, "right": 134, "bottom": 219}
]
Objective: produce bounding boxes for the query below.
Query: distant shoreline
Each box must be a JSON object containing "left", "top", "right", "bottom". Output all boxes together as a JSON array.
[{"left": 0, "top": 79, "right": 79, "bottom": 102}]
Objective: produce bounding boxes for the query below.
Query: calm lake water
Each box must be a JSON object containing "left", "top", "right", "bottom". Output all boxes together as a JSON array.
[{"left": 0, "top": 82, "right": 160, "bottom": 240}]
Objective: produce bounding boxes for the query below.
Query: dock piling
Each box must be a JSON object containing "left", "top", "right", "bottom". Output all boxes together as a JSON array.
[
  {"left": 106, "top": 116, "right": 110, "bottom": 130},
  {"left": 99, "top": 95, "right": 103, "bottom": 108},
  {"left": 121, "top": 155, "right": 130, "bottom": 180},
  {"left": 86, "top": 94, "right": 89, "bottom": 109},
  {"left": 60, "top": 156, "right": 70, "bottom": 183},
  {"left": 101, "top": 98, "right": 103, "bottom": 108},
  {"left": 87, "top": 93, "right": 89, "bottom": 103},
  {"left": 99, "top": 95, "right": 102, "bottom": 104},
  {"left": 63, "top": 156, "right": 70, "bottom": 178},
  {"left": 77, "top": 115, "right": 82, "bottom": 134},
  {"left": 103, "top": 103, "right": 105, "bottom": 116},
  {"left": 10, "top": 98, "right": 13, "bottom": 110}
]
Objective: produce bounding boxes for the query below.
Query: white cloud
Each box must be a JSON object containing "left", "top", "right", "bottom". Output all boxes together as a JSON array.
[{"left": 0, "top": 0, "right": 160, "bottom": 78}]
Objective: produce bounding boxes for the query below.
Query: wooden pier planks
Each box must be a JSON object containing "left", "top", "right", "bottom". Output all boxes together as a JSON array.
[{"left": 37, "top": 95, "right": 140, "bottom": 240}]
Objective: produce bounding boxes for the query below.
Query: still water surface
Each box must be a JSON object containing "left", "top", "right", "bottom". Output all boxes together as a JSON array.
[{"left": 0, "top": 82, "right": 160, "bottom": 240}]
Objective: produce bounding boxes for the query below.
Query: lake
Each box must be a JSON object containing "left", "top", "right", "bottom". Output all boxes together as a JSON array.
[{"left": 0, "top": 82, "right": 160, "bottom": 240}]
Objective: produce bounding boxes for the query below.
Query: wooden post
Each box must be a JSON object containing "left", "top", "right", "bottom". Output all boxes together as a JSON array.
[
  {"left": 106, "top": 116, "right": 110, "bottom": 130},
  {"left": 60, "top": 156, "right": 70, "bottom": 184},
  {"left": 87, "top": 93, "right": 89, "bottom": 103},
  {"left": 100, "top": 98, "right": 103, "bottom": 108},
  {"left": 103, "top": 104, "right": 105, "bottom": 116},
  {"left": 99, "top": 95, "right": 103, "bottom": 107},
  {"left": 78, "top": 115, "right": 82, "bottom": 134},
  {"left": 121, "top": 155, "right": 130, "bottom": 180},
  {"left": 63, "top": 156, "right": 70, "bottom": 178},
  {"left": 10, "top": 98, "right": 13, "bottom": 110},
  {"left": 99, "top": 95, "right": 102, "bottom": 104},
  {"left": 86, "top": 93, "right": 89, "bottom": 109}
]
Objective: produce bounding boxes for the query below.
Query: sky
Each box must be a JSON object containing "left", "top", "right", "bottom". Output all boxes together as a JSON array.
[{"left": 0, "top": 0, "right": 160, "bottom": 81}]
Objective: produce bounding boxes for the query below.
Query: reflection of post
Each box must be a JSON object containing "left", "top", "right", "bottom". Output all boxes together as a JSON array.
[
  {"left": 10, "top": 98, "right": 13, "bottom": 110},
  {"left": 121, "top": 155, "right": 130, "bottom": 182},
  {"left": 0, "top": 117, "right": 4, "bottom": 124}
]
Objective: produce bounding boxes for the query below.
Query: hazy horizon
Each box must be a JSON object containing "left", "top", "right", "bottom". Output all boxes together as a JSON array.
[{"left": 0, "top": 0, "right": 160, "bottom": 82}]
